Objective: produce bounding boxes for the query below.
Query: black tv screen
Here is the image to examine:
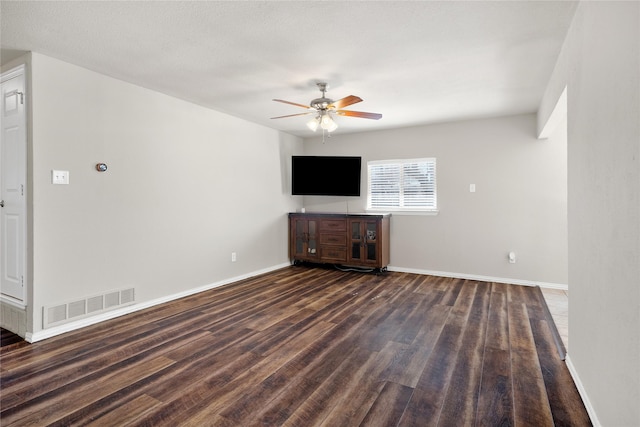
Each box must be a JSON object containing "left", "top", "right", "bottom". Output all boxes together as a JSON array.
[{"left": 292, "top": 156, "right": 362, "bottom": 196}]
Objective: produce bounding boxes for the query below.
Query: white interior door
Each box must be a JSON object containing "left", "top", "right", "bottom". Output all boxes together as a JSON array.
[{"left": 1, "top": 66, "right": 27, "bottom": 304}]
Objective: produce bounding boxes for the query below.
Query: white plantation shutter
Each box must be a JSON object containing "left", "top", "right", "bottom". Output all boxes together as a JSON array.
[{"left": 368, "top": 158, "right": 437, "bottom": 211}]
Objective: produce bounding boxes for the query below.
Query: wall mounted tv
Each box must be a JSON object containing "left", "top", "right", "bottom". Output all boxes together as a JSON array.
[{"left": 292, "top": 156, "right": 362, "bottom": 196}]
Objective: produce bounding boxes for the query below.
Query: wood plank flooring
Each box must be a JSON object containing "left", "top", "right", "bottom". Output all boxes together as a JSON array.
[
  {"left": 0, "top": 267, "right": 591, "bottom": 426},
  {"left": 0, "top": 329, "right": 25, "bottom": 350}
]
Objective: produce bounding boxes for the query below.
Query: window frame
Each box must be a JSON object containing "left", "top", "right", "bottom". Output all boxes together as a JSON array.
[{"left": 366, "top": 158, "right": 438, "bottom": 215}]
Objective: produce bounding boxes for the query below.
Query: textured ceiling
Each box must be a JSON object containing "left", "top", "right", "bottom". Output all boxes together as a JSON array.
[{"left": 1, "top": 1, "right": 577, "bottom": 137}]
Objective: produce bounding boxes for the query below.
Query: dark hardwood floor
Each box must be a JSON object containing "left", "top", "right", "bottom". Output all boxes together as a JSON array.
[
  {"left": 0, "top": 329, "right": 25, "bottom": 349},
  {"left": 0, "top": 266, "right": 591, "bottom": 426}
]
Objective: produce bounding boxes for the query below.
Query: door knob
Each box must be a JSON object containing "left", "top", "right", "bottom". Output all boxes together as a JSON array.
[{"left": 0, "top": 200, "right": 4, "bottom": 207}]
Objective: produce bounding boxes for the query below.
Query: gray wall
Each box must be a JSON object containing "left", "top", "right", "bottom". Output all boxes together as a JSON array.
[
  {"left": 28, "top": 53, "right": 302, "bottom": 336},
  {"left": 539, "top": 2, "right": 640, "bottom": 425},
  {"left": 302, "top": 114, "right": 568, "bottom": 286}
]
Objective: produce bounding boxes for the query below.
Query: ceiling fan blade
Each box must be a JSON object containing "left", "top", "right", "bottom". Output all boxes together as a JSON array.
[
  {"left": 328, "top": 95, "right": 362, "bottom": 110},
  {"left": 336, "top": 110, "right": 382, "bottom": 120},
  {"left": 273, "top": 99, "right": 313, "bottom": 110},
  {"left": 270, "top": 112, "right": 314, "bottom": 119}
]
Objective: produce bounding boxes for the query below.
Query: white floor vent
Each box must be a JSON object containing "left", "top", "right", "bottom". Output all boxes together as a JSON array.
[{"left": 43, "top": 288, "right": 135, "bottom": 329}]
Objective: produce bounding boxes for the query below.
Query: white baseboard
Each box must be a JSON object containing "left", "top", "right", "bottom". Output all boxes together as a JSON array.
[
  {"left": 386, "top": 266, "right": 568, "bottom": 290},
  {"left": 26, "top": 263, "right": 291, "bottom": 343},
  {"left": 565, "top": 354, "right": 600, "bottom": 426}
]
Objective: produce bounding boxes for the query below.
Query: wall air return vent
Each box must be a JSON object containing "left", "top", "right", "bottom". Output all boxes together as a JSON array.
[
  {"left": 47, "top": 304, "right": 67, "bottom": 325},
  {"left": 68, "top": 300, "right": 86, "bottom": 318},
  {"left": 104, "top": 291, "right": 120, "bottom": 309},
  {"left": 121, "top": 288, "right": 135, "bottom": 305},
  {"left": 43, "top": 287, "right": 135, "bottom": 329},
  {"left": 87, "top": 295, "right": 104, "bottom": 313}
]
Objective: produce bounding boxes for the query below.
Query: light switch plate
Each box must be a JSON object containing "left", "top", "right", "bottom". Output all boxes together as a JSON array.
[{"left": 52, "top": 170, "right": 69, "bottom": 185}]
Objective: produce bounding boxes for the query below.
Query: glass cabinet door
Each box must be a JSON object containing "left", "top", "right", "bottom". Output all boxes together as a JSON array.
[
  {"left": 293, "top": 218, "right": 318, "bottom": 258},
  {"left": 307, "top": 220, "right": 317, "bottom": 256},
  {"left": 351, "top": 220, "right": 362, "bottom": 260},
  {"left": 294, "top": 220, "right": 305, "bottom": 256},
  {"left": 365, "top": 222, "right": 378, "bottom": 261},
  {"left": 349, "top": 219, "right": 379, "bottom": 264}
]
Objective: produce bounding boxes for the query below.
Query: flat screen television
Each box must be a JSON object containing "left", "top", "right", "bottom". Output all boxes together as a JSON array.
[{"left": 292, "top": 156, "right": 362, "bottom": 196}]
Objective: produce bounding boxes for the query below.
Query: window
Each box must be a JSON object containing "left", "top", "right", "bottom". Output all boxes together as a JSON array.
[{"left": 367, "top": 158, "right": 437, "bottom": 213}]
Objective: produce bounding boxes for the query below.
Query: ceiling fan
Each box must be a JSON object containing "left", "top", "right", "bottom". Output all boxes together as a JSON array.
[{"left": 271, "top": 82, "right": 382, "bottom": 133}]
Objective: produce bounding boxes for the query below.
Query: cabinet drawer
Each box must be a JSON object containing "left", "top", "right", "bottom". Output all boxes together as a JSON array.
[
  {"left": 320, "top": 219, "right": 346, "bottom": 231},
  {"left": 320, "top": 246, "right": 347, "bottom": 261},
  {"left": 320, "top": 233, "right": 346, "bottom": 246}
]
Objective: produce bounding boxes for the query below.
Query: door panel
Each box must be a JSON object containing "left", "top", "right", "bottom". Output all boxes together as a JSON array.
[{"left": 1, "top": 67, "right": 26, "bottom": 303}]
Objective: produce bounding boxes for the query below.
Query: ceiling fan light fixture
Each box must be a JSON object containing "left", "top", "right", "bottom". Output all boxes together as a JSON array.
[
  {"left": 306, "top": 116, "right": 320, "bottom": 132},
  {"left": 320, "top": 113, "right": 338, "bottom": 132}
]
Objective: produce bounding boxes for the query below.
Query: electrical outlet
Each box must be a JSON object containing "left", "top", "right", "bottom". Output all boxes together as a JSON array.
[
  {"left": 508, "top": 251, "right": 516, "bottom": 264},
  {"left": 231, "top": 252, "right": 237, "bottom": 262}
]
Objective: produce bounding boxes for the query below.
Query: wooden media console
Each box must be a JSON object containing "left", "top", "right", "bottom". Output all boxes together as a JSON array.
[{"left": 288, "top": 212, "right": 390, "bottom": 272}]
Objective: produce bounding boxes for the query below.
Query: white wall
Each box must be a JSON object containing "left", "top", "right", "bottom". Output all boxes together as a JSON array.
[
  {"left": 28, "top": 53, "right": 302, "bottom": 335},
  {"left": 302, "top": 113, "right": 568, "bottom": 286},
  {"left": 539, "top": 2, "right": 640, "bottom": 426}
]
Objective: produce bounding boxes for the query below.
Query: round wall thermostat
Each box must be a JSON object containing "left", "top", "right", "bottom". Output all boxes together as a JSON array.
[{"left": 96, "top": 163, "right": 108, "bottom": 172}]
